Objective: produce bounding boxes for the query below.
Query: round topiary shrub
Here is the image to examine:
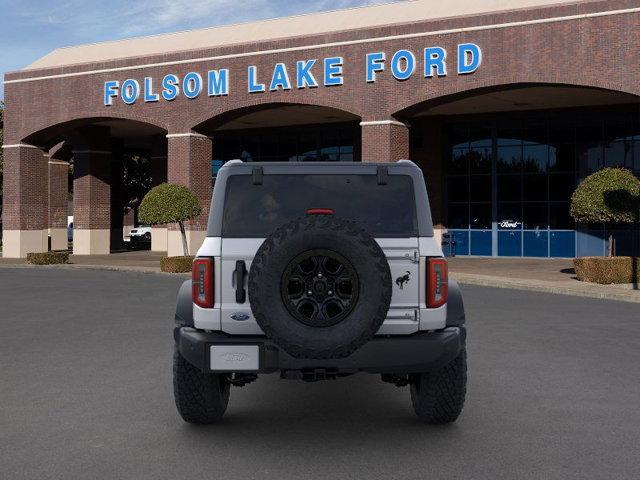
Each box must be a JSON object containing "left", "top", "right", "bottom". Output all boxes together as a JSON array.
[
  {"left": 571, "top": 168, "right": 640, "bottom": 259},
  {"left": 570, "top": 168, "right": 640, "bottom": 224},
  {"left": 139, "top": 183, "right": 202, "bottom": 256},
  {"left": 160, "top": 256, "right": 194, "bottom": 273},
  {"left": 27, "top": 251, "right": 70, "bottom": 265}
]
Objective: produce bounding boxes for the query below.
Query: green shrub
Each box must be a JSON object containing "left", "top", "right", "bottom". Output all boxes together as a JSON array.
[
  {"left": 139, "top": 183, "right": 201, "bottom": 225},
  {"left": 139, "top": 183, "right": 201, "bottom": 255},
  {"left": 570, "top": 168, "right": 640, "bottom": 224},
  {"left": 574, "top": 256, "right": 640, "bottom": 284},
  {"left": 27, "top": 251, "right": 70, "bottom": 265},
  {"left": 160, "top": 256, "right": 194, "bottom": 273}
]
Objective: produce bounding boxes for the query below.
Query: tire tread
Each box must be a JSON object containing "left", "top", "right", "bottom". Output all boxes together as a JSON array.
[
  {"left": 173, "top": 348, "right": 230, "bottom": 424},
  {"left": 410, "top": 345, "right": 467, "bottom": 424}
]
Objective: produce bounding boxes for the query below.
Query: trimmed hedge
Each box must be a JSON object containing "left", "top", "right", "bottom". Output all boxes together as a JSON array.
[
  {"left": 574, "top": 256, "right": 640, "bottom": 284},
  {"left": 160, "top": 256, "right": 194, "bottom": 273},
  {"left": 27, "top": 251, "right": 69, "bottom": 265}
]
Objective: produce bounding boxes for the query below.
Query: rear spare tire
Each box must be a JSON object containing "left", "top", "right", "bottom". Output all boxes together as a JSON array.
[{"left": 248, "top": 215, "right": 391, "bottom": 359}]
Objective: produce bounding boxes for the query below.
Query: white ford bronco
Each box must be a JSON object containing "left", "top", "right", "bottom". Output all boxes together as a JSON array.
[{"left": 173, "top": 160, "right": 467, "bottom": 424}]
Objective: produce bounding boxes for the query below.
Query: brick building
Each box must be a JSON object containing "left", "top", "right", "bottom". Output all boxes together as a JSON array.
[{"left": 2, "top": 0, "right": 640, "bottom": 258}]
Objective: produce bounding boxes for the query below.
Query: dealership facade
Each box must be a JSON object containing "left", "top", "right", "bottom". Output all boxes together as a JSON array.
[{"left": 3, "top": 0, "right": 640, "bottom": 258}]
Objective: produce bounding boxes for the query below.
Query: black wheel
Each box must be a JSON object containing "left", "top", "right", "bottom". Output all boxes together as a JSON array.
[
  {"left": 248, "top": 215, "right": 392, "bottom": 359},
  {"left": 410, "top": 344, "right": 467, "bottom": 424},
  {"left": 281, "top": 249, "right": 359, "bottom": 328},
  {"left": 144, "top": 232, "right": 151, "bottom": 241},
  {"left": 173, "top": 347, "right": 230, "bottom": 424}
]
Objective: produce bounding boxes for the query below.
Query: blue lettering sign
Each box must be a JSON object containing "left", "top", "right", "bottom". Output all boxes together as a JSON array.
[
  {"left": 458, "top": 43, "right": 482, "bottom": 74},
  {"left": 161, "top": 74, "right": 179, "bottom": 101},
  {"left": 270, "top": 63, "right": 292, "bottom": 91},
  {"left": 248, "top": 66, "right": 265, "bottom": 93},
  {"left": 183, "top": 72, "right": 203, "bottom": 99},
  {"left": 144, "top": 77, "right": 159, "bottom": 102},
  {"left": 101, "top": 45, "right": 483, "bottom": 105},
  {"left": 121, "top": 79, "right": 140, "bottom": 104},
  {"left": 390, "top": 50, "right": 415, "bottom": 81},
  {"left": 208, "top": 69, "right": 229, "bottom": 96},
  {"left": 104, "top": 80, "right": 119, "bottom": 106},
  {"left": 324, "top": 57, "right": 343, "bottom": 86},
  {"left": 296, "top": 59, "right": 318, "bottom": 89},
  {"left": 424, "top": 47, "right": 447, "bottom": 77},
  {"left": 366, "top": 52, "right": 385, "bottom": 83}
]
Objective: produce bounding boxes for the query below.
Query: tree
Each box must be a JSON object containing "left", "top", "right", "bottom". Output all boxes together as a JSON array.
[
  {"left": 138, "top": 183, "right": 201, "bottom": 256},
  {"left": 570, "top": 168, "right": 640, "bottom": 256},
  {"left": 121, "top": 153, "right": 152, "bottom": 223}
]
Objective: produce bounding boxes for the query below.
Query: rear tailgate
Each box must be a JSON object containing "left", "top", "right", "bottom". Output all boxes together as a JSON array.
[{"left": 218, "top": 237, "right": 421, "bottom": 335}]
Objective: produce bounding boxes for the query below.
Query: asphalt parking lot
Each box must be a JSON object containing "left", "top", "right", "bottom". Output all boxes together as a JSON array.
[{"left": 1, "top": 268, "right": 639, "bottom": 480}]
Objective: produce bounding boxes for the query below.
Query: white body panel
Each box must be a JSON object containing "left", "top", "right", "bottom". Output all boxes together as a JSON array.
[{"left": 194, "top": 235, "right": 446, "bottom": 333}]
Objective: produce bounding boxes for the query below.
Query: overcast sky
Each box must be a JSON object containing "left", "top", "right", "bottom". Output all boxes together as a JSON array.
[{"left": 0, "top": 0, "right": 402, "bottom": 100}]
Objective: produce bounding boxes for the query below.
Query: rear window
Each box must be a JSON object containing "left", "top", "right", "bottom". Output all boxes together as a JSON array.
[{"left": 222, "top": 174, "right": 417, "bottom": 237}]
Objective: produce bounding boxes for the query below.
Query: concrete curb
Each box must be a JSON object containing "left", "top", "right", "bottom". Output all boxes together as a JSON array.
[
  {"left": 453, "top": 272, "right": 640, "bottom": 304},
  {"left": 0, "top": 263, "right": 189, "bottom": 276}
]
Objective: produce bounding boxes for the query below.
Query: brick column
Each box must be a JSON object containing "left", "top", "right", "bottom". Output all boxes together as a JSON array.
[
  {"left": 1, "top": 144, "right": 49, "bottom": 258},
  {"left": 360, "top": 120, "right": 410, "bottom": 163},
  {"left": 110, "top": 147, "right": 125, "bottom": 251},
  {"left": 72, "top": 149, "right": 111, "bottom": 254},
  {"left": 166, "top": 132, "right": 212, "bottom": 257},
  {"left": 72, "top": 127, "right": 112, "bottom": 255},
  {"left": 48, "top": 159, "right": 69, "bottom": 251},
  {"left": 150, "top": 134, "right": 168, "bottom": 252}
]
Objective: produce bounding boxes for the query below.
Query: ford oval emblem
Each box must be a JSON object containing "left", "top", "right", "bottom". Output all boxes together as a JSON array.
[{"left": 231, "top": 312, "right": 250, "bottom": 321}]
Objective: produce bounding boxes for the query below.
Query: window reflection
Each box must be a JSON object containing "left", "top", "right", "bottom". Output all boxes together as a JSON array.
[
  {"left": 497, "top": 145, "right": 522, "bottom": 173},
  {"left": 213, "top": 123, "right": 358, "bottom": 165}
]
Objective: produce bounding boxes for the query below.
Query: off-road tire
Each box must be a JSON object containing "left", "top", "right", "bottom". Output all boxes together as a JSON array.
[
  {"left": 173, "top": 347, "right": 230, "bottom": 424},
  {"left": 248, "top": 215, "right": 392, "bottom": 359},
  {"left": 410, "top": 344, "right": 467, "bottom": 424}
]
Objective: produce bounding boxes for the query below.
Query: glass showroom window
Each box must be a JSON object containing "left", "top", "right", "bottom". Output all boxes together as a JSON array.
[
  {"left": 445, "top": 106, "right": 640, "bottom": 258},
  {"left": 213, "top": 124, "right": 359, "bottom": 165}
]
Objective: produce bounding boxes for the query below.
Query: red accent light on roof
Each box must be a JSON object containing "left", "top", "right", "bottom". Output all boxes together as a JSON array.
[{"left": 306, "top": 208, "right": 335, "bottom": 215}]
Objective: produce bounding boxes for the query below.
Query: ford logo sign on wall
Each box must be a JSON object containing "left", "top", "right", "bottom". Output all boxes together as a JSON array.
[
  {"left": 231, "top": 312, "right": 251, "bottom": 321},
  {"left": 499, "top": 220, "right": 521, "bottom": 229}
]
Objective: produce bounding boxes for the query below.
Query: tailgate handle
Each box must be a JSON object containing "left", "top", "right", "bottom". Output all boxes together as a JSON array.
[{"left": 235, "top": 260, "right": 247, "bottom": 303}]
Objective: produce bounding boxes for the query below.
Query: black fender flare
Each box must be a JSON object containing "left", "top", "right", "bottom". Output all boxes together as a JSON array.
[
  {"left": 175, "top": 280, "right": 194, "bottom": 329},
  {"left": 446, "top": 279, "right": 466, "bottom": 327}
]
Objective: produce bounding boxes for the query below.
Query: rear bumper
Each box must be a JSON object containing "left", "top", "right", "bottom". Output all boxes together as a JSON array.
[{"left": 175, "top": 326, "right": 465, "bottom": 375}]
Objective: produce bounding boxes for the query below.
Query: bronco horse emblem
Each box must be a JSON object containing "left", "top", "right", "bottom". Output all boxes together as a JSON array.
[{"left": 395, "top": 271, "right": 411, "bottom": 290}]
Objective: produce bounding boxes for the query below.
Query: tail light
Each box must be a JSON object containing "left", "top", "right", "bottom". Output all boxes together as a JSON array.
[
  {"left": 427, "top": 257, "right": 448, "bottom": 308},
  {"left": 192, "top": 258, "right": 214, "bottom": 308}
]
